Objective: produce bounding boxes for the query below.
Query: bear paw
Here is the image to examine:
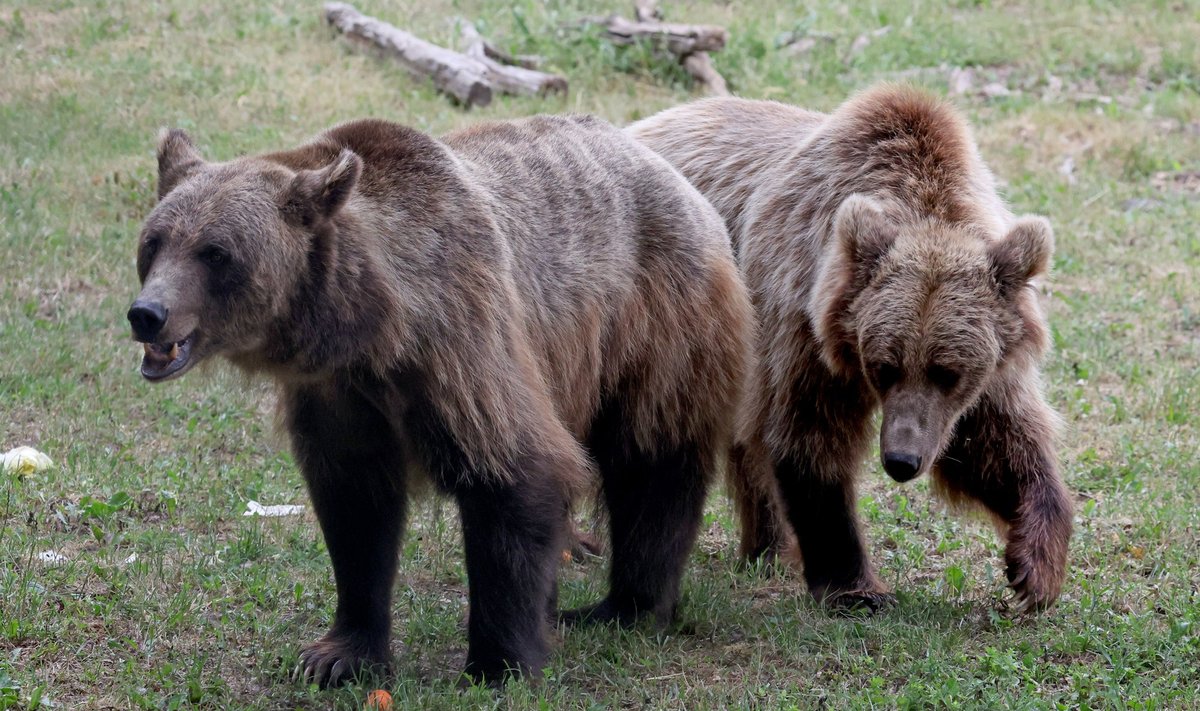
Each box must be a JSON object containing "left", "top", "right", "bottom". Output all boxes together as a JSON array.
[
  {"left": 294, "top": 633, "right": 388, "bottom": 688},
  {"left": 810, "top": 580, "right": 896, "bottom": 615},
  {"left": 825, "top": 589, "right": 897, "bottom": 615},
  {"left": 559, "top": 597, "right": 672, "bottom": 629},
  {"left": 1005, "top": 544, "right": 1064, "bottom": 613}
]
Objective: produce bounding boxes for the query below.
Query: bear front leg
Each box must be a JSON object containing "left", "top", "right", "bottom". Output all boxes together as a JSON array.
[
  {"left": 935, "top": 388, "right": 1071, "bottom": 612},
  {"left": 455, "top": 467, "right": 569, "bottom": 686},
  {"left": 774, "top": 454, "right": 894, "bottom": 612},
  {"left": 286, "top": 385, "right": 407, "bottom": 688},
  {"left": 562, "top": 398, "right": 711, "bottom": 629},
  {"left": 763, "top": 373, "right": 892, "bottom": 611}
]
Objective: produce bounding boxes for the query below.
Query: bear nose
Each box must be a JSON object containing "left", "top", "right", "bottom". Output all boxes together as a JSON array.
[
  {"left": 882, "top": 452, "right": 922, "bottom": 482},
  {"left": 128, "top": 300, "right": 168, "bottom": 342}
]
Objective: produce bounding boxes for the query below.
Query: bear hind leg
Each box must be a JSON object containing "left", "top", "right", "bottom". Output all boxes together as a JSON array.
[
  {"left": 562, "top": 404, "right": 710, "bottom": 628},
  {"left": 730, "top": 442, "right": 792, "bottom": 565},
  {"left": 455, "top": 467, "right": 570, "bottom": 685}
]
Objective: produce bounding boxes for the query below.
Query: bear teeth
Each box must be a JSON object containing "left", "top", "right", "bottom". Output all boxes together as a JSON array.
[{"left": 143, "top": 341, "right": 180, "bottom": 365}]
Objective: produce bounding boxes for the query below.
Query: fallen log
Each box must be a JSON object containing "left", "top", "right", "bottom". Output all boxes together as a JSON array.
[
  {"left": 584, "top": 1, "right": 729, "bottom": 96},
  {"left": 683, "top": 51, "right": 728, "bottom": 96},
  {"left": 455, "top": 21, "right": 545, "bottom": 70},
  {"left": 326, "top": 2, "right": 491, "bottom": 106},
  {"left": 459, "top": 21, "right": 567, "bottom": 97},
  {"left": 591, "top": 14, "right": 727, "bottom": 56},
  {"left": 324, "top": 2, "right": 567, "bottom": 108},
  {"left": 634, "top": 0, "right": 662, "bottom": 22}
]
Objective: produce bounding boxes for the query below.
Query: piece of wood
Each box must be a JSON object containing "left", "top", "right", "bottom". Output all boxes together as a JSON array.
[
  {"left": 588, "top": 14, "right": 727, "bottom": 56},
  {"left": 459, "top": 22, "right": 567, "bottom": 97},
  {"left": 482, "top": 44, "right": 544, "bottom": 71},
  {"left": 456, "top": 23, "right": 545, "bottom": 70},
  {"left": 683, "top": 51, "right": 729, "bottom": 96},
  {"left": 582, "top": 2, "right": 730, "bottom": 97},
  {"left": 634, "top": 0, "right": 662, "bottom": 22},
  {"left": 325, "top": 2, "right": 492, "bottom": 107}
]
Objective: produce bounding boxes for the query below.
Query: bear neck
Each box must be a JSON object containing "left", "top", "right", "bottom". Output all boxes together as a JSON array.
[
  {"left": 256, "top": 123, "right": 507, "bottom": 383},
  {"left": 801, "top": 88, "right": 1009, "bottom": 237}
]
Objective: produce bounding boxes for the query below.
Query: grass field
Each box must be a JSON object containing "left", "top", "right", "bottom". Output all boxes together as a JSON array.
[{"left": 3, "top": 0, "right": 1200, "bottom": 708}]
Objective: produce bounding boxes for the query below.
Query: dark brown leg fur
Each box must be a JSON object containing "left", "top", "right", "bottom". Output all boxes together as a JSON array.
[
  {"left": 456, "top": 471, "right": 569, "bottom": 684},
  {"left": 730, "top": 443, "right": 787, "bottom": 562},
  {"left": 405, "top": 386, "right": 571, "bottom": 686},
  {"left": 561, "top": 400, "right": 711, "bottom": 628},
  {"left": 764, "top": 374, "right": 892, "bottom": 611},
  {"left": 286, "top": 385, "right": 406, "bottom": 688},
  {"left": 773, "top": 455, "right": 894, "bottom": 612},
  {"left": 936, "top": 391, "right": 1071, "bottom": 612}
]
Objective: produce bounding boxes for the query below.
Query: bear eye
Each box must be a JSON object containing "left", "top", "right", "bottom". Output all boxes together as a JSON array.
[
  {"left": 873, "top": 363, "right": 901, "bottom": 392},
  {"left": 137, "top": 233, "right": 164, "bottom": 280},
  {"left": 927, "top": 364, "right": 960, "bottom": 391},
  {"left": 143, "top": 234, "right": 161, "bottom": 255},
  {"left": 199, "top": 245, "right": 228, "bottom": 266}
]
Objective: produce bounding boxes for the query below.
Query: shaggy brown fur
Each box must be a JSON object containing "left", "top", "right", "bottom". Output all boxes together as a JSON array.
[
  {"left": 129, "top": 115, "right": 753, "bottom": 686},
  {"left": 629, "top": 84, "right": 1071, "bottom": 613}
]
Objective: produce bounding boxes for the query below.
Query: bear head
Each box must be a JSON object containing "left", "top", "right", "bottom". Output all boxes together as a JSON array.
[
  {"left": 809, "top": 194, "right": 1053, "bottom": 483},
  {"left": 127, "top": 129, "right": 362, "bottom": 381}
]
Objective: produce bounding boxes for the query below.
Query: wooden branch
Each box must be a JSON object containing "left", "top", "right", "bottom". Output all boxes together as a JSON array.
[
  {"left": 581, "top": 2, "right": 730, "bottom": 97},
  {"left": 459, "top": 22, "right": 567, "bottom": 97},
  {"left": 587, "top": 14, "right": 727, "bottom": 56},
  {"left": 456, "top": 22, "right": 544, "bottom": 69},
  {"left": 326, "top": 3, "right": 492, "bottom": 107},
  {"left": 634, "top": 0, "right": 662, "bottom": 22},
  {"left": 325, "top": 3, "right": 568, "bottom": 107},
  {"left": 482, "top": 44, "right": 544, "bottom": 71},
  {"left": 683, "top": 51, "right": 728, "bottom": 96}
]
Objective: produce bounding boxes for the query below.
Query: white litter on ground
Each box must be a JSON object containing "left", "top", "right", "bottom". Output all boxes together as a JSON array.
[
  {"left": 2, "top": 446, "right": 54, "bottom": 475},
  {"left": 37, "top": 550, "right": 68, "bottom": 565},
  {"left": 243, "top": 500, "right": 306, "bottom": 517}
]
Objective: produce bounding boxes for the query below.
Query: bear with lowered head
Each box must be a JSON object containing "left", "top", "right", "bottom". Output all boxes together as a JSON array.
[{"left": 630, "top": 84, "right": 1071, "bottom": 613}]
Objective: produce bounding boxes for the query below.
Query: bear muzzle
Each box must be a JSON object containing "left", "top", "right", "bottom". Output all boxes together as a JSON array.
[
  {"left": 882, "top": 452, "right": 922, "bottom": 482},
  {"left": 128, "top": 298, "right": 198, "bottom": 382},
  {"left": 879, "top": 390, "right": 944, "bottom": 483},
  {"left": 139, "top": 335, "right": 195, "bottom": 381},
  {"left": 128, "top": 299, "right": 168, "bottom": 343}
]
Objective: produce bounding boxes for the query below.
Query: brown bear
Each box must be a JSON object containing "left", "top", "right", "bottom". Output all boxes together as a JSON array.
[
  {"left": 127, "top": 115, "right": 753, "bottom": 686},
  {"left": 629, "top": 84, "right": 1071, "bottom": 612}
]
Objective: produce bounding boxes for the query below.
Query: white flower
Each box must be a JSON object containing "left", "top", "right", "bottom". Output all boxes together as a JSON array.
[{"left": 2, "top": 446, "right": 54, "bottom": 475}]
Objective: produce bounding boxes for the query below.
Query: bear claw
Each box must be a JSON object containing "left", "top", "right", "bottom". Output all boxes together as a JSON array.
[
  {"left": 294, "top": 634, "right": 386, "bottom": 688},
  {"left": 1006, "top": 559, "right": 1058, "bottom": 614},
  {"left": 559, "top": 597, "right": 671, "bottom": 629},
  {"left": 809, "top": 581, "right": 896, "bottom": 615},
  {"left": 824, "top": 589, "right": 897, "bottom": 615}
]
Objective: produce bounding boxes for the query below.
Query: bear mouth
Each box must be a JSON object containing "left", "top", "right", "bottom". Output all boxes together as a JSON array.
[{"left": 140, "top": 332, "right": 197, "bottom": 382}]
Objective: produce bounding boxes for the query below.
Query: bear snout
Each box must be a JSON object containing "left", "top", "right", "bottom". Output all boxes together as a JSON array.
[
  {"left": 128, "top": 299, "right": 169, "bottom": 342},
  {"left": 882, "top": 451, "right": 922, "bottom": 482}
]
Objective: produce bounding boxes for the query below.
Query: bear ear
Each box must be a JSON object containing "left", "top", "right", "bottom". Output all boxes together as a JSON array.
[
  {"left": 283, "top": 149, "right": 363, "bottom": 227},
  {"left": 156, "top": 128, "right": 205, "bottom": 199},
  {"left": 806, "top": 195, "right": 894, "bottom": 377},
  {"left": 989, "top": 216, "right": 1053, "bottom": 299},
  {"left": 833, "top": 194, "right": 895, "bottom": 280}
]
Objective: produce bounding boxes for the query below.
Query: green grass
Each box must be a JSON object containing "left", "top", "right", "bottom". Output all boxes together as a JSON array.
[{"left": 3, "top": 0, "right": 1200, "bottom": 708}]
